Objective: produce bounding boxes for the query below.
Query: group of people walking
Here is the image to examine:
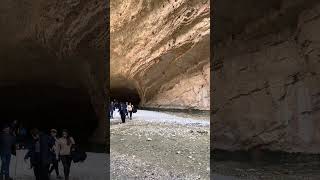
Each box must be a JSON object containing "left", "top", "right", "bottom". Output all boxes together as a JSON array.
[
  {"left": 110, "top": 100, "right": 136, "bottom": 123},
  {"left": 0, "top": 121, "right": 77, "bottom": 180}
]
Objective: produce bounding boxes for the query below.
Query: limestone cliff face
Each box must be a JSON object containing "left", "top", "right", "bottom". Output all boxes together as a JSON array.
[
  {"left": 213, "top": 0, "right": 320, "bottom": 153},
  {"left": 111, "top": 0, "right": 210, "bottom": 110}
]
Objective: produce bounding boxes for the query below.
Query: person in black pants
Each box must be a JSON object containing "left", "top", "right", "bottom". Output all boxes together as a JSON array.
[
  {"left": 119, "top": 102, "right": 127, "bottom": 123},
  {"left": 127, "top": 102, "right": 134, "bottom": 120},
  {"left": 48, "top": 129, "right": 62, "bottom": 179},
  {"left": 57, "top": 129, "right": 75, "bottom": 180},
  {"left": 110, "top": 101, "right": 114, "bottom": 119},
  {"left": 24, "top": 128, "right": 53, "bottom": 180}
]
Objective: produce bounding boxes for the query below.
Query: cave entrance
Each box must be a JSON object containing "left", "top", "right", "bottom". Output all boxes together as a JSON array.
[
  {"left": 110, "top": 87, "right": 141, "bottom": 107},
  {"left": 0, "top": 83, "right": 99, "bottom": 151}
]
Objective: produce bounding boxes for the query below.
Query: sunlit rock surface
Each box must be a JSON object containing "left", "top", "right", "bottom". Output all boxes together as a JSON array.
[{"left": 110, "top": 0, "right": 210, "bottom": 110}]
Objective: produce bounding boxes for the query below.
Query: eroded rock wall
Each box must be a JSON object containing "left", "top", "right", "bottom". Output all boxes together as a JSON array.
[
  {"left": 0, "top": 0, "right": 107, "bottom": 144},
  {"left": 213, "top": 1, "right": 320, "bottom": 153},
  {"left": 111, "top": 0, "right": 210, "bottom": 110}
]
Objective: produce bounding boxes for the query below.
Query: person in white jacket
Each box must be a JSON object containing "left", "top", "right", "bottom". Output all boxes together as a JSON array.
[
  {"left": 48, "top": 129, "right": 62, "bottom": 179},
  {"left": 127, "top": 102, "right": 134, "bottom": 120},
  {"left": 56, "top": 129, "right": 75, "bottom": 180}
]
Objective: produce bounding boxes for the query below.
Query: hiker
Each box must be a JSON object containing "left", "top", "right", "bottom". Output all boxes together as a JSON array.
[
  {"left": 127, "top": 102, "right": 134, "bottom": 120},
  {"left": 113, "top": 100, "right": 116, "bottom": 111},
  {"left": 49, "top": 129, "right": 62, "bottom": 179},
  {"left": 24, "top": 128, "right": 53, "bottom": 180},
  {"left": 118, "top": 102, "right": 127, "bottom": 123},
  {"left": 9, "top": 120, "right": 18, "bottom": 136},
  {"left": 17, "top": 123, "right": 27, "bottom": 149},
  {"left": 125, "top": 102, "right": 129, "bottom": 118},
  {"left": 110, "top": 101, "right": 114, "bottom": 119},
  {"left": 57, "top": 129, "right": 75, "bottom": 180},
  {"left": 0, "top": 125, "right": 16, "bottom": 180}
]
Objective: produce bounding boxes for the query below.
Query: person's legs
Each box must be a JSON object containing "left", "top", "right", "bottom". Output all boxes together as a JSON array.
[
  {"left": 129, "top": 111, "right": 132, "bottom": 119},
  {"left": 54, "top": 160, "right": 61, "bottom": 177},
  {"left": 121, "top": 113, "right": 125, "bottom": 123},
  {"left": 0, "top": 154, "right": 5, "bottom": 177},
  {"left": 110, "top": 110, "right": 113, "bottom": 118},
  {"left": 49, "top": 160, "right": 60, "bottom": 176},
  {"left": 33, "top": 164, "right": 41, "bottom": 180},
  {"left": 4, "top": 154, "right": 11, "bottom": 179},
  {"left": 40, "top": 164, "right": 49, "bottom": 180},
  {"left": 0, "top": 153, "right": 11, "bottom": 178},
  {"left": 49, "top": 163, "right": 54, "bottom": 174},
  {"left": 61, "top": 155, "right": 71, "bottom": 180},
  {"left": 66, "top": 156, "right": 72, "bottom": 179}
]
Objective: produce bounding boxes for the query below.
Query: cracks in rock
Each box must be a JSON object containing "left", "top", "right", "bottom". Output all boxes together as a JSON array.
[
  {"left": 239, "top": 66, "right": 248, "bottom": 72},
  {"left": 278, "top": 72, "right": 302, "bottom": 101},
  {"left": 228, "top": 82, "right": 270, "bottom": 102},
  {"left": 252, "top": 123, "right": 287, "bottom": 139},
  {"left": 213, "top": 59, "right": 223, "bottom": 71},
  {"left": 302, "top": 13, "right": 320, "bottom": 24}
]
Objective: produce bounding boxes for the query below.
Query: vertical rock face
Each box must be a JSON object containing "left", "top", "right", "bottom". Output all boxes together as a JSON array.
[
  {"left": 213, "top": 0, "right": 320, "bottom": 153},
  {"left": 110, "top": 0, "right": 210, "bottom": 110}
]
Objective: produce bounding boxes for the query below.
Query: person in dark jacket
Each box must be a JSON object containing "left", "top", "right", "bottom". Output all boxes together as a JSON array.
[
  {"left": 9, "top": 120, "right": 18, "bottom": 137},
  {"left": 0, "top": 125, "right": 16, "bottom": 180},
  {"left": 24, "top": 128, "right": 54, "bottom": 180},
  {"left": 118, "top": 102, "right": 127, "bottom": 123},
  {"left": 110, "top": 101, "right": 114, "bottom": 119},
  {"left": 16, "top": 123, "right": 27, "bottom": 149},
  {"left": 113, "top": 99, "right": 116, "bottom": 111}
]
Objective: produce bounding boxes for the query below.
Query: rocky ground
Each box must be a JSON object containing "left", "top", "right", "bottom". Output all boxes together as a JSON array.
[
  {"left": 7, "top": 150, "right": 107, "bottom": 180},
  {"left": 110, "top": 110, "right": 210, "bottom": 179}
]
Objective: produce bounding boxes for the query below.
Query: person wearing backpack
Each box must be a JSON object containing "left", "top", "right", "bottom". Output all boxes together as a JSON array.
[{"left": 127, "top": 102, "right": 134, "bottom": 120}]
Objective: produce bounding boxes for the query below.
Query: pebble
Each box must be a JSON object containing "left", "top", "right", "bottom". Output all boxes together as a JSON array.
[
  {"left": 176, "top": 151, "right": 181, "bottom": 154},
  {"left": 188, "top": 156, "right": 193, "bottom": 159},
  {"left": 147, "top": 138, "right": 152, "bottom": 141}
]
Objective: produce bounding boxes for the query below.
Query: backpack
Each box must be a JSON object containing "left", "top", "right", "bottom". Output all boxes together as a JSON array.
[
  {"left": 71, "top": 150, "right": 87, "bottom": 163},
  {"left": 71, "top": 145, "right": 87, "bottom": 163},
  {"left": 133, "top": 107, "right": 137, "bottom": 113}
]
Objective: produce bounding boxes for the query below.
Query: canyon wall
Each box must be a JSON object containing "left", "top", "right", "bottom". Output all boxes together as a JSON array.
[
  {"left": 110, "top": 0, "right": 210, "bottom": 110},
  {"left": 213, "top": 0, "right": 320, "bottom": 153},
  {"left": 0, "top": 0, "right": 107, "bottom": 144}
]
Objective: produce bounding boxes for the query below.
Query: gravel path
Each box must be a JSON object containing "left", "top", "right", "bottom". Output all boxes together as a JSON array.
[{"left": 110, "top": 110, "right": 210, "bottom": 179}]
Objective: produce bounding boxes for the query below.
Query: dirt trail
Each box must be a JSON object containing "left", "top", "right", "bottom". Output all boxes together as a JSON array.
[{"left": 110, "top": 110, "right": 210, "bottom": 179}]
